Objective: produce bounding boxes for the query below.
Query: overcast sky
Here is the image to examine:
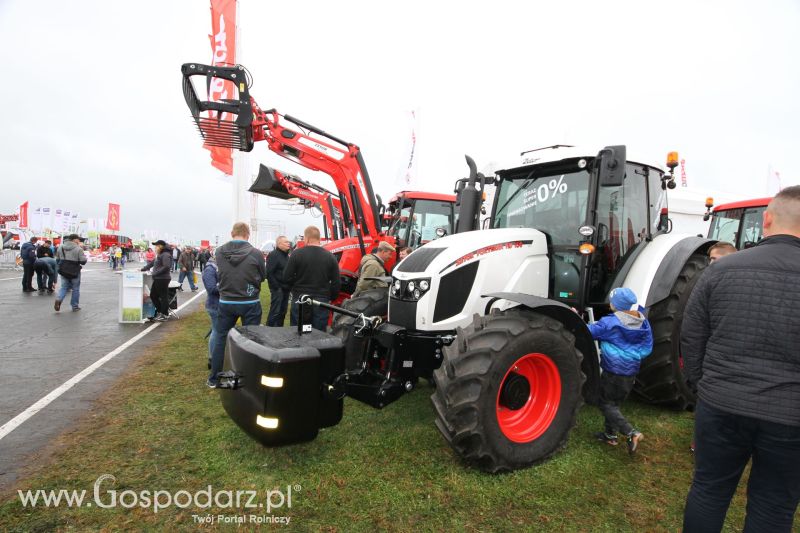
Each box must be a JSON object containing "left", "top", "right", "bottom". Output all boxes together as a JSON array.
[{"left": 1, "top": 0, "right": 798, "bottom": 245}]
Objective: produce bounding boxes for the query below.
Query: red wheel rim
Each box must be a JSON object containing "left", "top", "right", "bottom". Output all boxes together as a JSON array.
[{"left": 496, "top": 353, "right": 561, "bottom": 443}]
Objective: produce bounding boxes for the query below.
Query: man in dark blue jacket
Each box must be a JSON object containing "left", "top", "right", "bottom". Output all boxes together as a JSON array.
[
  {"left": 20, "top": 237, "right": 38, "bottom": 292},
  {"left": 589, "top": 287, "right": 653, "bottom": 454},
  {"left": 265, "top": 236, "right": 290, "bottom": 326},
  {"left": 202, "top": 251, "right": 219, "bottom": 368},
  {"left": 681, "top": 186, "right": 800, "bottom": 533}
]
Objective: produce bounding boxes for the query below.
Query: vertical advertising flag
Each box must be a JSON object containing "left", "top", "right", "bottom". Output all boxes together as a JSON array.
[
  {"left": 396, "top": 109, "right": 420, "bottom": 188},
  {"left": 62, "top": 211, "right": 71, "bottom": 233},
  {"left": 31, "top": 207, "right": 42, "bottom": 232},
  {"left": 106, "top": 203, "right": 121, "bottom": 231},
  {"left": 41, "top": 207, "right": 51, "bottom": 232},
  {"left": 18, "top": 201, "right": 29, "bottom": 228},
  {"left": 206, "top": 0, "right": 237, "bottom": 175},
  {"left": 53, "top": 209, "right": 64, "bottom": 234}
]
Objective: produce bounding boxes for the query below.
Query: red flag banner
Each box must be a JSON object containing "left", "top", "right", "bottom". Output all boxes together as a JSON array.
[
  {"left": 206, "top": 0, "right": 237, "bottom": 175},
  {"left": 106, "top": 203, "right": 120, "bottom": 231},
  {"left": 18, "top": 201, "right": 29, "bottom": 228}
]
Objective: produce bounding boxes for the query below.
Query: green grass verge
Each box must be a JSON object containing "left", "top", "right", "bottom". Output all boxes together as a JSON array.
[{"left": 0, "top": 291, "right": 765, "bottom": 532}]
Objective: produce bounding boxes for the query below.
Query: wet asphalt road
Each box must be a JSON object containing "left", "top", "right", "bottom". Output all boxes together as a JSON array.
[{"left": 0, "top": 262, "right": 206, "bottom": 490}]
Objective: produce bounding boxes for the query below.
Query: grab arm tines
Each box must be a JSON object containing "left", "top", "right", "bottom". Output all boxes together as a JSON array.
[{"left": 181, "top": 63, "right": 254, "bottom": 151}]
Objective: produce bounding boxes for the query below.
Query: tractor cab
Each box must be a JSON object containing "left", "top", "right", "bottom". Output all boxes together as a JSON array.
[
  {"left": 707, "top": 198, "right": 771, "bottom": 249},
  {"left": 491, "top": 146, "right": 669, "bottom": 310},
  {"left": 385, "top": 191, "right": 457, "bottom": 249}
]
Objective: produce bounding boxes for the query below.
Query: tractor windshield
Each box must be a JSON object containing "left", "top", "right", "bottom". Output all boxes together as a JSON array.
[
  {"left": 389, "top": 198, "right": 455, "bottom": 249},
  {"left": 492, "top": 169, "right": 590, "bottom": 245}
]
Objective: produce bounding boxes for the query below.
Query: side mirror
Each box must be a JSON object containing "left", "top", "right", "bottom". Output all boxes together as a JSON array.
[
  {"left": 435, "top": 227, "right": 447, "bottom": 238},
  {"left": 597, "top": 145, "right": 626, "bottom": 187}
]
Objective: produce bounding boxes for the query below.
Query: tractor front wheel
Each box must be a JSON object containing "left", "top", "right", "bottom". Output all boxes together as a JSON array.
[{"left": 431, "top": 310, "right": 584, "bottom": 473}]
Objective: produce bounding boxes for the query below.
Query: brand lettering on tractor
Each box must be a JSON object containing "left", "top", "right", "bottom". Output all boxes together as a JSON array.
[{"left": 454, "top": 241, "right": 524, "bottom": 267}]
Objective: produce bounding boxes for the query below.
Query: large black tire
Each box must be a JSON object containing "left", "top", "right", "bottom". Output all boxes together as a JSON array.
[
  {"left": 634, "top": 253, "right": 708, "bottom": 410},
  {"left": 431, "top": 309, "right": 585, "bottom": 473},
  {"left": 330, "top": 289, "right": 388, "bottom": 370}
]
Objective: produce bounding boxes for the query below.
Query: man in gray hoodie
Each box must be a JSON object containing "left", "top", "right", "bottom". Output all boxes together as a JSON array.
[
  {"left": 54, "top": 234, "right": 88, "bottom": 312},
  {"left": 208, "top": 222, "right": 266, "bottom": 388}
]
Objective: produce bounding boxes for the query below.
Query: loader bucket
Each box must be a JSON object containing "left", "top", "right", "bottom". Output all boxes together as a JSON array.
[
  {"left": 219, "top": 326, "right": 344, "bottom": 446},
  {"left": 181, "top": 63, "right": 254, "bottom": 152},
  {"left": 248, "top": 164, "right": 293, "bottom": 200}
]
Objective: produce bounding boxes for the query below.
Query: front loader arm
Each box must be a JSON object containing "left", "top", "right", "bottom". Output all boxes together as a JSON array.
[
  {"left": 181, "top": 62, "right": 382, "bottom": 238},
  {"left": 249, "top": 164, "right": 345, "bottom": 241}
]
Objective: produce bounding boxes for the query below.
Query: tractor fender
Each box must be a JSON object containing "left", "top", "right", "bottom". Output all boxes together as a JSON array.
[
  {"left": 618, "top": 234, "right": 715, "bottom": 308},
  {"left": 483, "top": 292, "right": 600, "bottom": 405}
]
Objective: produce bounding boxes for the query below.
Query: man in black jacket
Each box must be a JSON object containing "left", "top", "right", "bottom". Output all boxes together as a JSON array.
[
  {"left": 681, "top": 186, "right": 800, "bottom": 532},
  {"left": 284, "top": 226, "right": 340, "bottom": 332},
  {"left": 265, "top": 235, "right": 291, "bottom": 326},
  {"left": 208, "top": 222, "right": 266, "bottom": 387},
  {"left": 141, "top": 240, "right": 173, "bottom": 321}
]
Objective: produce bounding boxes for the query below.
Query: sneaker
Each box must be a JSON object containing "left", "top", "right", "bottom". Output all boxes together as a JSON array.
[
  {"left": 153, "top": 314, "right": 167, "bottom": 322},
  {"left": 47, "top": 289, "right": 54, "bottom": 294},
  {"left": 206, "top": 379, "right": 218, "bottom": 389},
  {"left": 38, "top": 288, "right": 45, "bottom": 292},
  {"left": 594, "top": 432, "right": 619, "bottom": 446},
  {"left": 178, "top": 287, "right": 184, "bottom": 292},
  {"left": 54, "top": 299, "right": 62, "bottom": 311},
  {"left": 191, "top": 287, "right": 198, "bottom": 292},
  {"left": 627, "top": 431, "right": 644, "bottom": 455},
  {"left": 72, "top": 306, "right": 81, "bottom": 311}
]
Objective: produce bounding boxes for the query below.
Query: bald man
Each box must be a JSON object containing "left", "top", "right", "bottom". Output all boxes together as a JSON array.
[{"left": 681, "top": 186, "right": 800, "bottom": 532}]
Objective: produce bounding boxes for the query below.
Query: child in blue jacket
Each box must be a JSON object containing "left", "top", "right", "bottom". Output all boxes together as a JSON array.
[{"left": 589, "top": 287, "right": 653, "bottom": 454}]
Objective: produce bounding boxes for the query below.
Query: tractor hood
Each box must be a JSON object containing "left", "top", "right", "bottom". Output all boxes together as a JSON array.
[{"left": 389, "top": 228, "right": 550, "bottom": 331}]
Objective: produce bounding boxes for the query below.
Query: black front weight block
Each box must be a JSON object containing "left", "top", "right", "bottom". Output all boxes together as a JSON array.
[{"left": 220, "top": 326, "right": 344, "bottom": 446}]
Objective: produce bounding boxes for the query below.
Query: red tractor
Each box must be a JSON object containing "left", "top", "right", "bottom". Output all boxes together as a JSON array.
[
  {"left": 181, "top": 63, "right": 456, "bottom": 303},
  {"left": 706, "top": 197, "right": 771, "bottom": 249}
]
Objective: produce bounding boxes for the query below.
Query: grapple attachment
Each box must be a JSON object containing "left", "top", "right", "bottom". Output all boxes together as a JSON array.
[{"left": 181, "top": 63, "right": 254, "bottom": 151}]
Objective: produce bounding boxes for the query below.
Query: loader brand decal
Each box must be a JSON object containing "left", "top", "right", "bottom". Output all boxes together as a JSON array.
[
  {"left": 440, "top": 240, "right": 532, "bottom": 273},
  {"left": 298, "top": 137, "right": 345, "bottom": 160},
  {"left": 329, "top": 243, "right": 361, "bottom": 253}
]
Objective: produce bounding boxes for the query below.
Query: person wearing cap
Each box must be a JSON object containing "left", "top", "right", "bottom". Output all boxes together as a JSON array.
[
  {"left": 588, "top": 287, "right": 653, "bottom": 454},
  {"left": 54, "top": 234, "right": 88, "bottom": 312},
  {"left": 353, "top": 240, "right": 395, "bottom": 297},
  {"left": 284, "top": 225, "right": 340, "bottom": 332},
  {"left": 141, "top": 240, "right": 173, "bottom": 321},
  {"left": 20, "top": 236, "right": 39, "bottom": 293}
]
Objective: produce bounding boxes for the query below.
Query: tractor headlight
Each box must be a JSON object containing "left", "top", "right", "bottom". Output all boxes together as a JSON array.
[
  {"left": 391, "top": 278, "right": 431, "bottom": 301},
  {"left": 392, "top": 280, "right": 401, "bottom": 296}
]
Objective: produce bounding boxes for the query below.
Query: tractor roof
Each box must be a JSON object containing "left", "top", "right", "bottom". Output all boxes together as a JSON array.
[
  {"left": 713, "top": 197, "right": 772, "bottom": 211},
  {"left": 388, "top": 191, "right": 456, "bottom": 204}
]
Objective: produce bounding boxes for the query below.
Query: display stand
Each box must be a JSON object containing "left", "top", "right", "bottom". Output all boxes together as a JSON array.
[{"left": 118, "top": 270, "right": 145, "bottom": 323}]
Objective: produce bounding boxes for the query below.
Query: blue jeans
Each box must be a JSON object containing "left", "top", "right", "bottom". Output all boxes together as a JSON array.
[
  {"left": 267, "top": 288, "right": 289, "bottom": 326},
  {"left": 206, "top": 307, "right": 218, "bottom": 363},
  {"left": 178, "top": 270, "right": 196, "bottom": 290},
  {"left": 57, "top": 274, "right": 81, "bottom": 309},
  {"left": 209, "top": 301, "right": 262, "bottom": 384},
  {"left": 684, "top": 401, "right": 800, "bottom": 532},
  {"left": 289, "top": 295, "right": 330, "bottom": 332}
]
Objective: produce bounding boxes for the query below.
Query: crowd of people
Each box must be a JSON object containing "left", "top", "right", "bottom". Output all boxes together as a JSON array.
[{"left": 201, "top": 222, "right": 411, "bottom": 388}]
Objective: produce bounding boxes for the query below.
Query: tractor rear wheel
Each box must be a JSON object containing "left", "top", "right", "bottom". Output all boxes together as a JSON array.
[
  {"left": 634, "top": 253, "right": 708, "bottom": 410},
  {"left": 330, "top": 289, "right": 388, "bottom": 370},
  {"left": 431, "top": 309, "right": 584, "bottom": 473}
]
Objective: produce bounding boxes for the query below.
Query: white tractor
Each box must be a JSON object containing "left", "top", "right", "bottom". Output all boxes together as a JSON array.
[{"left": 218, "top": 144, "right": 713, "bottom": 473}]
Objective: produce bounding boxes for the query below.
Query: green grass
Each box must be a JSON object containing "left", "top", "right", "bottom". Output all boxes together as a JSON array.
[{"left": 0, "top": 290, "right": 765, "bottom": 532}]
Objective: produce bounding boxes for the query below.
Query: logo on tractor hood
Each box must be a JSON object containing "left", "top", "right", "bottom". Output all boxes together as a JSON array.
[{"left": 440, "top": 240, "right": 531, "bottom": 273}]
